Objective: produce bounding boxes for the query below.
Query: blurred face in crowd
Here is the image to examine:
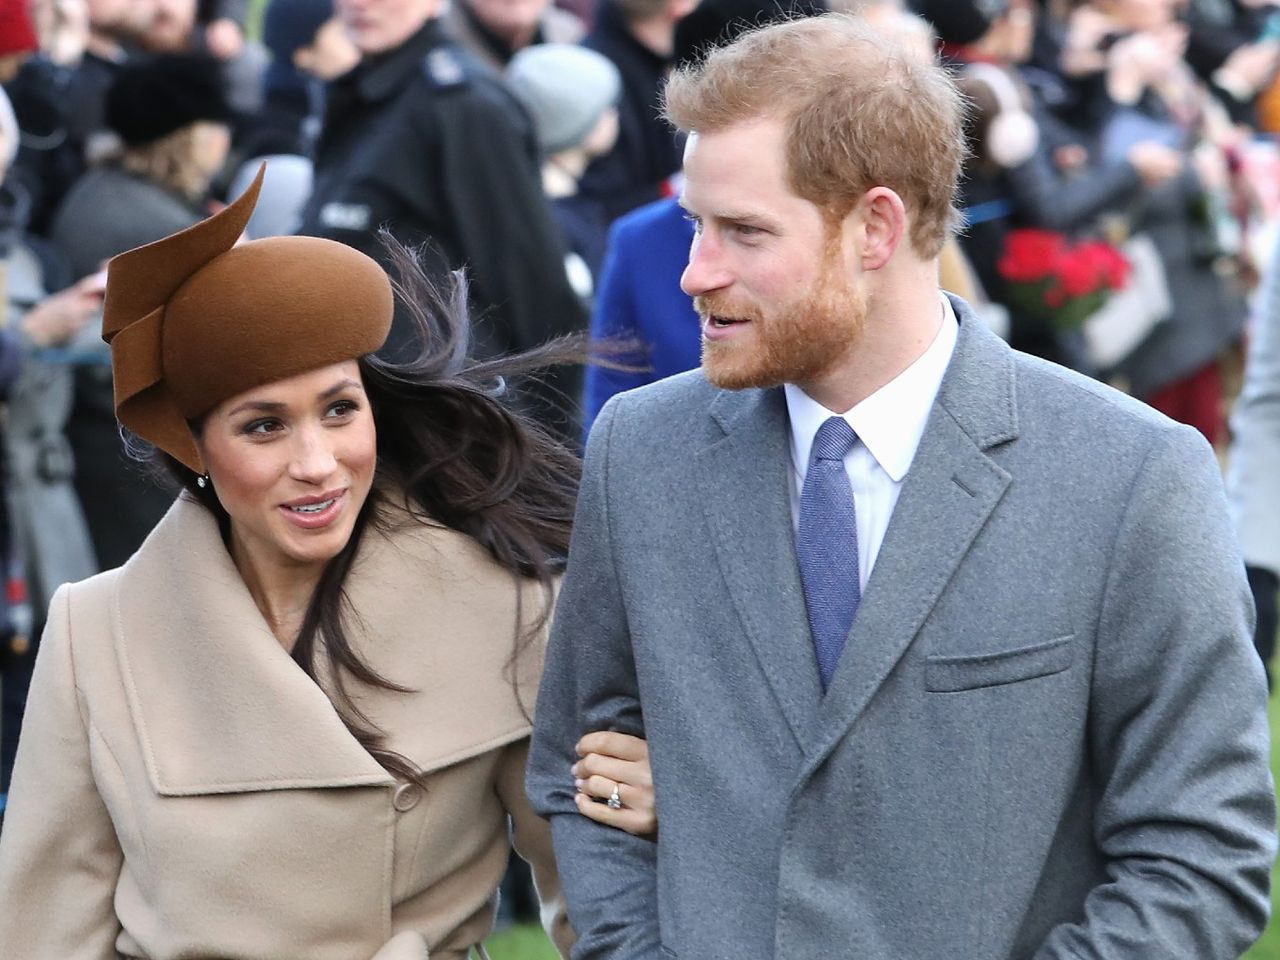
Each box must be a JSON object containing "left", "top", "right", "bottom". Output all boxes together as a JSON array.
[
  {"left": 294, "top": 17, "right": 361, "bottom": 79},
  {"left": 989, "top": 0, "right": 1036, "bottom": 64},
  {"left": 198, "top": 361, "right": 378, "bottom": 576},
  {"left": 337, "top": 0, "right": 437, "bottom": 55},
  {"left": 464, "top": 0, "right": 549, "bottom": 46},
  {"left": 1095, "top": 0, "right": 1178, "bottom": 31},
  {"left": 87, "top": 0, "right": 156, "bottom": 38},
  {"left": 144, "top": 0, "right": 196, "bottom": 51},
  {"left": 680, "top": 117, "right": 867, "bottom": 393}
]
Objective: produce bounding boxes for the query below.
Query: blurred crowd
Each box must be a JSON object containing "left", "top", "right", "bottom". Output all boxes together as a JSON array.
[{"left": 0, "top": 0, "right": 1278, "bottom": 864}]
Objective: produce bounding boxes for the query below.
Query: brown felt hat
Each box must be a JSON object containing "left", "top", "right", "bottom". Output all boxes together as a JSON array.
[{"left": 102, "top": 166, "right": 394, "bottom": 474}]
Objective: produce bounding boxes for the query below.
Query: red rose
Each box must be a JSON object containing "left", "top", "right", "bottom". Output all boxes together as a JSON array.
[
  {"left": 1103, "top": 244, "right": 1131, "bottom": 289},
  {"left": 1059, "top": 245, "right": 1106, "bottom": 298},
  {"left": 998, "top": 229, "right": 1065, "bottom": 283}
]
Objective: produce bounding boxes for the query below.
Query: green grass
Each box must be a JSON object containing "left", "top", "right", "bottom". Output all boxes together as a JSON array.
[
  {"left": 488, "top": 686, "right": 1280, "bottom": 958},
  {"left": 1243, "top": 684, "right": 1280, "bottom": 960},
  {"left": 486, "top": 923, "right": 559, "bottom": 960},
  {"left": 245, "top": 0, "right": 266, "bottom": 39}
]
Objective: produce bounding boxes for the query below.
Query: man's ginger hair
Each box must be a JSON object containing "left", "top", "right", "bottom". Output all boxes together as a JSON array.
[{"left": 663, "top": 13, "right": 968, "bottom": 259}]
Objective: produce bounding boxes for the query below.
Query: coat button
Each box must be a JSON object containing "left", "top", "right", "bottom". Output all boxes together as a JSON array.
[{"left": 393, "top": 783, "right": 423, "bottom": 812}]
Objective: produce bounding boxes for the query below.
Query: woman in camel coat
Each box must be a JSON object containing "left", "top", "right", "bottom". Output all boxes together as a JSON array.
[{"left": 0, "top": 168, "right": 654, "bottom": 959}]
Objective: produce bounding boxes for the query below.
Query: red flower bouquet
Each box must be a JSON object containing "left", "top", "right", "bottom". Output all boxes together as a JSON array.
[{"left": 997, "top": 229, "right": 1131, "bottom": 330}]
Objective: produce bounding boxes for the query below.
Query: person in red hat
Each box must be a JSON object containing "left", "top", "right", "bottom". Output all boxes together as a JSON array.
[{"left": 0, "top": 0, "right": 38, "bottom": 81}]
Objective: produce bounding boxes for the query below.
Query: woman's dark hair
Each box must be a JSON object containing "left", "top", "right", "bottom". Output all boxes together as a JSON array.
[{"left": 156, "top": 236, "right": 584, "bottom": 790}]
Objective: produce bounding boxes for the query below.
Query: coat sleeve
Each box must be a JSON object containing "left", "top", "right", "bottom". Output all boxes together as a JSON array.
[
  {"left": 1003, "top": 144, "right": 1143, "bottom": 235},
  {"left": 0, "top": 584, "right": 124, "bottom": 958},
  {"left": 583, "top": 222, "right": 652, "bottom": 437},
  {"left": 437, "top": 85, "right": 587, "bottom": 434},
  {"left": 1031, "top": 424, "right": 1276, "bottom": 959},
  {"left": 496, "top": 738, "right": 574, "bottom": 958},
  {"left": 526, "top": 398, "right": 663, "bottom": 960}
]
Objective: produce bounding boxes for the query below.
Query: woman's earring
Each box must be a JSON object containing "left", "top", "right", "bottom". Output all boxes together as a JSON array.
[{"left": 197, "top": 475, "right": 208, "bottom": 489}]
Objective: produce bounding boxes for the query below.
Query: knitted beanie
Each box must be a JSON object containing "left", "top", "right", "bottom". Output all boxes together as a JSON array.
[
  {"left": 106, "top": 54, "right": 235, "bottom": 147},
  {"left": 506, "top": 44, "right": 621, "bottom": 156},
  {"left": 0, "top": 0, "right": 37, "bottom": 57}
]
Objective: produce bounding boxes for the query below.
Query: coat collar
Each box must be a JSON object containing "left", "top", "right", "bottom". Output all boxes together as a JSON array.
[
  {"left": 345, "top": 18, "right": 443, "bottom": 103},
  {"left": 699, "top": 295, "right": 1018, "bottom": 752},
  {"left": 112, "top": 496, "right": 537, "bottom": 796}
]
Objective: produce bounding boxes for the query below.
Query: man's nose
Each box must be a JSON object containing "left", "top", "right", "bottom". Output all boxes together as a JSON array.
[{"left": 680, "top": 232, "right": 731, "bottom": 298}]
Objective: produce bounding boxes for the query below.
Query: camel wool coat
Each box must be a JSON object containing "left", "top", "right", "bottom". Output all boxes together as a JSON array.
[{"left": 0, "top": 494, "right": 572, "bottom": 960}]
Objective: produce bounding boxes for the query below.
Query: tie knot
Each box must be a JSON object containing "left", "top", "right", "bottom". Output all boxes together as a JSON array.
[{"left": 811, "top": 416, "right": 857, "bottom": 463}]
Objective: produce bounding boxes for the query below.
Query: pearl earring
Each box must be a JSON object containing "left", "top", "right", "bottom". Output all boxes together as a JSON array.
[{"left": 197, "top": 475, "right": 208, "bottom": 489}]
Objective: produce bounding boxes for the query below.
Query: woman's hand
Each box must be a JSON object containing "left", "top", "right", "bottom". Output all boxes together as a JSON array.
[{"left": 572, "top": 731, "right": 656, "bottom": 838}]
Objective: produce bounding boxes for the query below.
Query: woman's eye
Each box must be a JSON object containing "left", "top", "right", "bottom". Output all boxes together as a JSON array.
[
  {"left": 326, "top": 399, "right": 359, "bottom": 419},
  {"left": 243, "top": 418, "right": 281, "bottom": 436}
]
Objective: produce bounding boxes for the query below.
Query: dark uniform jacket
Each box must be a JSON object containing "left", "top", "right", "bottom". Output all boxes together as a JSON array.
[
  {"left": 299, "top": 19, "right": 586, "bottom": 434},
  {"left": 581, "top": 0, "right": 683, "bottom": 223}
]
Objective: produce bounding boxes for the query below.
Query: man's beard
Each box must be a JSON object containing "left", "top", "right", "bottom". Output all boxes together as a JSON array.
[{"left": 695, "top": 260, "right": 866, "bottom": 391}]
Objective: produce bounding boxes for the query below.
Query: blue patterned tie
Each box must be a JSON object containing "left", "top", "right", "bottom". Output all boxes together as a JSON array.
[{"left": 797, "top": 416, "right": 861, "bottom": 692}]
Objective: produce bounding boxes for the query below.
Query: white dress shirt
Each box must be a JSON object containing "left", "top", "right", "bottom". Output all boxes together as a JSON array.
[{"left": 785, "top": 295, "right": 959, "bottom": 591}]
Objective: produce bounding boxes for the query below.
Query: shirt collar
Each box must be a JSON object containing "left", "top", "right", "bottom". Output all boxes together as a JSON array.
[{"left": 785, "top": 294, "right": 960, "bottom": 483}]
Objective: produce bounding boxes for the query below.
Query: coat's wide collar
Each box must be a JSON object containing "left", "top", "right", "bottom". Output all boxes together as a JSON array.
[{"left": 112, "top": 496, "right": 538, "bottom": 796}]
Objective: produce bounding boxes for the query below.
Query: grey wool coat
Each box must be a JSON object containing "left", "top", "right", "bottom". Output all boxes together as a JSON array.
[{"left": 527, "top": 295, "right": 1277, "bottom": 960}]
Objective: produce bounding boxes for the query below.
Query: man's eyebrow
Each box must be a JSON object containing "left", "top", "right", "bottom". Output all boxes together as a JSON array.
[
  {"left": 721, "top": 211, "right": 772, "bottom": 223},
  {"left": 679, "top": 199, "right": 772, "bottom": 225}
]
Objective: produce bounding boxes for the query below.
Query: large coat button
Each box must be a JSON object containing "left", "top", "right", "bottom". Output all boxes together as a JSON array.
[{"left": 393, "top": 783, "right": 423, "bottom": 812}]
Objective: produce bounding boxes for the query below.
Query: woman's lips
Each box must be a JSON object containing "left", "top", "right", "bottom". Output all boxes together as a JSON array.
[{"left": 279, "top": 490, "right": 347, "bottom": 530}]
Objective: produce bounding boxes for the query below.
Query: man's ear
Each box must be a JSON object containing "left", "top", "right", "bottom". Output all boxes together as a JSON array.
[{"left": 855, "top": 187, "right": 908, "bottom": 271}]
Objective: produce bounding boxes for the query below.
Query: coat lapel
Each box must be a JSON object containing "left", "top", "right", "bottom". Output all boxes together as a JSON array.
[
  {"left": 804, "top": 300, "right": 1019, "bottom": 772},
  {"left": 113, "top": 496, "right": 541, "bottom": 797},
  {"left": 114, "top": 497, "right": 394, "bottom": 796},
  {"left": 696, "top": 386, "right": 823, "bottom": 749}
]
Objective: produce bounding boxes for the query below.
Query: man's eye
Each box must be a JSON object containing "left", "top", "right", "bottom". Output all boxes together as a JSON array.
[
  {"left": 733, "top": 223, "right": 763, "bottom": 238},
  {"left": 683, "top": 213, "right": 703, "bottom": 234}
]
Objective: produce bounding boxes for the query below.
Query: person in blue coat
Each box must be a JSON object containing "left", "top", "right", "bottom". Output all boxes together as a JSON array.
[{"left": 582, "top": 195, "right": 699, "bottom": 433}]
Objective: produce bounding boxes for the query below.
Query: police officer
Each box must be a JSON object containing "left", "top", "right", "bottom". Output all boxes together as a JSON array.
[{"left": 299, "top": 0, "right": 587, "bottom": 435}]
